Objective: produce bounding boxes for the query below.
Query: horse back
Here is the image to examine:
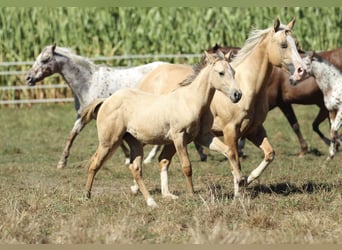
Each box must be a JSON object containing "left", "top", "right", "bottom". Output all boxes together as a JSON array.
[{"left": 138, "top": 63, "right": 193, "bottom": 94}]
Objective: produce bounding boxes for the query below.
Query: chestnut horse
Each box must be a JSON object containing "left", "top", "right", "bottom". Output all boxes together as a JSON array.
[
  {"left": 81, "top": 51, "right": 242, "bottom": 206},
  {"left": 139, "top": 18, "right": 307, "bottom": 197},
  {"left": 291, "top": 51, "right": 342, "bottom": 159}
]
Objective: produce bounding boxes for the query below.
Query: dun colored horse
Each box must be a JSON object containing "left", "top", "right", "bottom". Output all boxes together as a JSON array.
[
  {"left": 291, "top": 51, "right": 342, "bottom": 159},
  {"left": 138, "top": 17, "right": 307, "bottom": 198},
  {"left": 81, "top": 51, "right": 242, "bottom": 206},
  {"left": 212, "top": 46, "right": 342, "bottom": 157},
  {"left": 25, "top": 44, "right": 166, "bottom": 168}
]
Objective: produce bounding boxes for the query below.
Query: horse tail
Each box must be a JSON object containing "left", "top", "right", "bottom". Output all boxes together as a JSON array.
[{"left": 81, "top": 98, "right": 106, "bottom": 124}]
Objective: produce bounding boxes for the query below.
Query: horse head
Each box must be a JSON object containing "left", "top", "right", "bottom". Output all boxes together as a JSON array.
[
  {"left": 267, "top": 17, "right": 307, "bottom": 83},
  {"left": 205, "top": 51, "right": 242, "bottom": 103},
  {"left": 290, "top": 51, "right": 317, "bottom": 86},
  {"left": 25, "top": 43, "right": 59, "bottom": 86}
]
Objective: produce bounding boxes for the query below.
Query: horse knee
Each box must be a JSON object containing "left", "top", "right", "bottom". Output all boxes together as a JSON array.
[
  {"left": 265, "top": 149, "right": 275, "bottom": 162},
  {"left": 182, "top": 164, "right": 192, "bottom": 177}
]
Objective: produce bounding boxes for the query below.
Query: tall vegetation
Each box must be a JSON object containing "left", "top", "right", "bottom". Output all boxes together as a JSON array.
[{"left": 0, "top": 7, "right": 341, "bottom": 102}]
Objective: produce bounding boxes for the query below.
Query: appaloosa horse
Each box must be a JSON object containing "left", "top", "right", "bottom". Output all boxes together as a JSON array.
[
  {"left": 291, "top": 51, "right": 342, "bottom": 159},
  {"left": 25, "top": 44, "right": 167, "bottom": 168}
]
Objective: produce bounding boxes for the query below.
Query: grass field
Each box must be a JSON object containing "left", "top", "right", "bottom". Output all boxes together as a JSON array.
[{"left": 0, "top": 103, "right": 341, "bottom": 243}]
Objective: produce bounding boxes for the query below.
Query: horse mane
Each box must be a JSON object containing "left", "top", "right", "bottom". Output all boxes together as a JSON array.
[
  {"left": 312, "top": 52, "right": 342, "bottom": 73},
  {"left": 179, "top": 57, "right": 207, "bottom": 87},
  {"left": 54, "top": 46, "right": 96, "bottom": 72},
  {"left": 232, "top": 27, "right": 273, "bottom": 66}
]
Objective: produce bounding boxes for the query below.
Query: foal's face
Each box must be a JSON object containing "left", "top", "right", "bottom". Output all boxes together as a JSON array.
[
  {"left": 25, "top": 44, "right": 59, "bottom": 86},
  {"left": 211, "top": 59, "right": 242, "bottom": 103},
  {"left": 267, "top": 18, "right": 307, "bottom": 83}
]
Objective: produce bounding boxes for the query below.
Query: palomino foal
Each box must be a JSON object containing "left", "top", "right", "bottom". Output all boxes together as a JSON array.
[
  {"left": 81, "top": 51, "right": 242, "bottom": 207},
  {"left": 138, "top": 18, "right": 307, "bottom": 198}
]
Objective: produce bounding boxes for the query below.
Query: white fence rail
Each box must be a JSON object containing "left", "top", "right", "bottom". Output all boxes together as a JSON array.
[{"left": 0, "top": 53, "right": 202, "bottom": 105}]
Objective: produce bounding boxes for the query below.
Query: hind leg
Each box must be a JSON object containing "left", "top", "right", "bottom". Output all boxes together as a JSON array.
[
  {"left": 313, "top": 107, "right": 331, "bottom": 145},
  {"left": 143, "top": 145, "right": 161, "bottom": 164},
  {"left": 125, "top": 134, "right": 157, "bottom": 207}
]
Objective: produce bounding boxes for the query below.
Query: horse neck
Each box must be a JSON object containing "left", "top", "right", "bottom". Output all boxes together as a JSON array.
[
  {"left": 310, "top": 60, "right": 339, "bottom": 93},
  {"left": 184, "top": 65, "right": 216, "bottom": 109},
  {"left": 57, "top": 55, "right": 95, "bottom": 106},
  {"left": 232, "top": 35, "right": 273, "bottom": 97}
]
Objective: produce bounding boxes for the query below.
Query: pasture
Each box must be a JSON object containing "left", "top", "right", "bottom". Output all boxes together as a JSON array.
[{"left": 0, "top": 103, "right": 341, "bottom": 243}]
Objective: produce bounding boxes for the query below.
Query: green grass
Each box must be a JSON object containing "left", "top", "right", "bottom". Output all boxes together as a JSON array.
[{"left": 0, "top": 104, "right": 341, "bottom": 243}]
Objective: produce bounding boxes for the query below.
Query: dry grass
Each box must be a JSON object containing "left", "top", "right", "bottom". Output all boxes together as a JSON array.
[{"left": 0, "top": 104, "right": 341, "bottom": 243}]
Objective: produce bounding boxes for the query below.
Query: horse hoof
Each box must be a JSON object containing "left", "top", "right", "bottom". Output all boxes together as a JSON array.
[
  {"left": 130, "top": 185, "right": 139, "bottom": 195},
  {"left": 56, "top": 161, "right": 66, "bottom": 169},
  {"left": 147, "top": 198, "right": 157, "bottom": 207},
  {"left": 143, "top": 158, "right": 152, "bottom": 164},
  {"left": 163, "top": 193, "right": 179, "bottom": 200},
  {"left": 84, "top": 191, "right": 91, "bottom": 200}
]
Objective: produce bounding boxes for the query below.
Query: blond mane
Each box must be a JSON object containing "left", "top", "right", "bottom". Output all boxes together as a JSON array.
[{"left": 232, "top": 27, "right": 273, "bottom": 66}]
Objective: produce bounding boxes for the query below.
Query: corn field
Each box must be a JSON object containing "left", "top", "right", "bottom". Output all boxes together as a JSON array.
[{"left": 0, "top": 7, "right": 341, "bottom": 104}]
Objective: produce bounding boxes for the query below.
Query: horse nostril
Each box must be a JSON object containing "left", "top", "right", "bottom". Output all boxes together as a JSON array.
[{"left": 233, "top": 90, "right": 242, "bottom": 102}]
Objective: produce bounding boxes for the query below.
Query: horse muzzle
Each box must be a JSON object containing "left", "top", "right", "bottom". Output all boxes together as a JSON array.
[
  {"left": 288, "top": 64, "right": 307, "bottom": 86},
  {"left": 25, "top": 74, "right": 37, "bottom": 86},
  {"left": 230, "top": 89, "right": 242, "bottom": 103}
]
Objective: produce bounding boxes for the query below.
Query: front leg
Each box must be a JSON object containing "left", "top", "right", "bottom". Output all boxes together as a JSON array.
[
  {"left": 328, "top": 109, "right": 342, "bottom": 159},
  {"left": 245, "top": 125, "right": 275, "bottom": 184},
  {"left": 57, "top": 118, "right": 85, "bottom": 169},
  {"left": 195, "top": 128, "right": 246, "bottom": 198},
  {"left": 157, "top": 144, "right": 178, "bottom": 199},
  {"left": 172, "top": 133, "right": 194, "bottom": 196}
]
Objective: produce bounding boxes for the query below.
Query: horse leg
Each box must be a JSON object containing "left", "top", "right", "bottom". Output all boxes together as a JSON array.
[
  {"left": 157, "top": 144, "right": 178, "bottom": 199},
  {"left": 313, "top": 107, "right": 330, "bottom": 145},
  {"left": 279, "top": 103, "right": 308, "bottom": 156},
  {"left": 196, "top": 130, "right": 245, "bottom": 198},
  {"left": 143, "top": 145, "right": 161, "bottom": 164},
  {"left": 194, "top": 142, "right": 208, "bottom": 161},
  {"left": 57, "top": 118, "right": 85, "bottom": 169},
  {"left": 85, "top": 142, "right": 118, "bottom": 199},
  {"left": 327, "top": 110, "right": 342, "bottom": 159},
  {"left": 238, "top": 137, "right": 246, "bottom": 157},
  {"left": 245, "top": 126, "right": 275, "bottom": 185},
  {"left": 125, "top": 134, "right": 157, "bottom": 207},
  {"left": 172, "top": 134, "right": 194, "bottom": 196},
  {"left": 120, "top": 141, "right": 131, "bottom": 165}
]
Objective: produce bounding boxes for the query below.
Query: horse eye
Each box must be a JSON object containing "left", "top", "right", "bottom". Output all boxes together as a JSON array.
[
  {"left": 219, "top": 71, "right": 225, "bottom": 76},
  {"left": 281, "top": 42, "right": 288, "bottom": 49},
  {"left": 41, "top": 58, "right": 49, "bottom": 64}
]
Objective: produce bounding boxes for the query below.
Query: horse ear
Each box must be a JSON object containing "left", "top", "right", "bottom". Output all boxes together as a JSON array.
[
  {"left": 52, "top": 43, "right": 56, "bottom": 53},
  {"left": 274, "top": 17, "right": 280, "bottom": 32},
  {"left": 224, "top": 50, "right": 233, "bottom": 62},
  {"left": 204, "top": 51, "right": 215, "bottom": 63},
  {"left": 216, "top": 49, "right": 225, "bottom": 60},
  {"left": 287, "top": 17, "right": 296, "bottom": 30}
]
